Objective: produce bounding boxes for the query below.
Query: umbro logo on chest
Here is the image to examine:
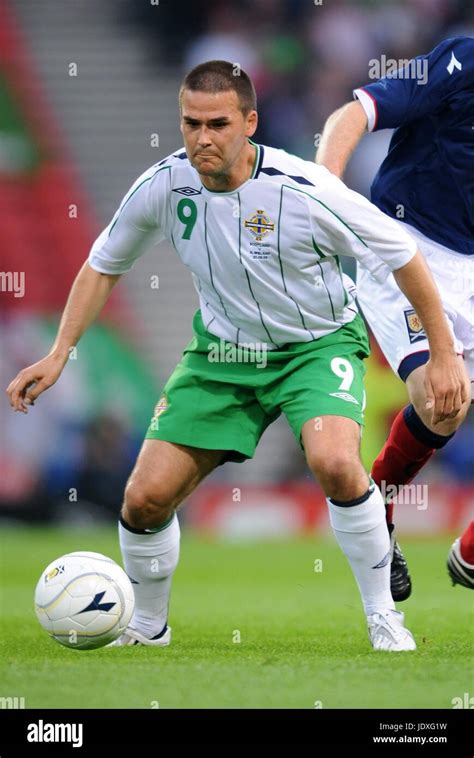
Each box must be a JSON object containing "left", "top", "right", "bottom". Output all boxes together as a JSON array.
[{"left": 172, "top": 186, "right": 202, "bottom": 196}]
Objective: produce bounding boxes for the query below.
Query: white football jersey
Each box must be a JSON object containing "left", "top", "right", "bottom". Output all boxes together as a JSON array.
[{"left": 88, "top": 141, "right": 417, "bottom": 348}]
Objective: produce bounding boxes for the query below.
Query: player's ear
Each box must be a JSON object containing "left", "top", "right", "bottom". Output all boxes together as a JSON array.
[{"left": 245, "top": 110, "right": 258, "bottom": 138}]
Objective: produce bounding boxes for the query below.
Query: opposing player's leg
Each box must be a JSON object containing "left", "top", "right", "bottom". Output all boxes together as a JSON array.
[
  {"left": 447, "top": 521, "right": 474, "bottom": 589},
  {"left": 302, "top": 417, "right": 415, "bottom": 651},
  {"left": 113, "top": 440, "right": 226, "bottom": 646},
  {"left": 374, "top": 357, "right": 470, "bottom": 515},
  {"left": 357, "top": 243, "right": 473, "bottom": 601},
  {"left": 373, "top": 357, "right": 470, "bottom": 599}
]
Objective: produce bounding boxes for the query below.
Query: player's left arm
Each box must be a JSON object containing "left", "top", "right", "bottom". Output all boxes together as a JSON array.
[
  {"left": 307, "top": 168, "right": 466, "bottom": 424},
  {"left": 392, "top": 251, "right": 467, "bottom": 424}
]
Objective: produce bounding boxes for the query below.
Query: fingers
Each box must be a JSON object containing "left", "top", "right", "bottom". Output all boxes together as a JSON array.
[
  {"left": 6, "top": 371, "right": 42, "bottom": 413},
  {"left": 446, "top": 383, "right": 463, "bottom": 420},
  {"left": 431, "top": 383, "right": 463, "bottom": 425},
  {"left": 6, "top": 356, "right": 62, "bottom": 414},
  {"left": 440, "top": 386, "right": 455, "bottom": 420},
  {"left": 424, "top": 377, "right": 435, "bottom": 414},
  {"left": 442, "top": 367, "right": 467, "bottom": 420},
  {"left": 6, "top": 376, "right": 29, "bottom": 413},
  {"left": 432, "top": 388, "right": 447, "bottom": 425},
  {"left": 448, "top": 357, "right": 470, "bottom": 416},
  {"left": 26, "top": 379, "right": 50, "bottom": 403},
  {"left": 424, "top": 358, "right": 468, "bottom": 425},
  {"left": 425, "top": 378, "right": 446, "bottom": 426}
]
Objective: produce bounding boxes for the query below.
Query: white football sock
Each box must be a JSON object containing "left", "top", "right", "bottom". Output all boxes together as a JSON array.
[
  {"left": 118, "top": 512, "right": 180, "bottom": 638},
  {"left": 327, "top": 483, "right": 395, "bottom": 616}
]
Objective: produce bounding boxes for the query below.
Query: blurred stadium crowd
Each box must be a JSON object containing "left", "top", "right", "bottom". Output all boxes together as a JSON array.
[
  {"left": 1, "top": 0, "right": 473, "bottom": 528},
  {"left": 125, "top": 0, "right": 474, "bottom": 159}
]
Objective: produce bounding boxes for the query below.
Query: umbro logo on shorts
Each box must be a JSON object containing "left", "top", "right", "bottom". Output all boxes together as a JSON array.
[{"left": 329, "top": 391, "right": 360, "bottom": 405}]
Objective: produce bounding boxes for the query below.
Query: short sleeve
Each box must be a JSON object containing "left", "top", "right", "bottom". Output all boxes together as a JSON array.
[
  {"left": 353, "top": 36, "right": 473, "bottom": 131},
  {"left": 88, "top": 164, "right": 169, "bottom": 275},
  {"left": 306, "top": 166, "right": 417, "bottom": 282}
]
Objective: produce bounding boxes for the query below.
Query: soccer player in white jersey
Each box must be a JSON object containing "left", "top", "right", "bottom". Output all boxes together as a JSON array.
[
  {"left": 317, "top": 37, "right": 473, "bottom": 600},
  {"left": 7, "top": 61, "right": 467, "bottom": 652}
]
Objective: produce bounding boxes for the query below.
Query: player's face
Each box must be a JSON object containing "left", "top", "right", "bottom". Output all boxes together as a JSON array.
[{"left": 180, "top": 89, "right": 257, "bottom": 177}]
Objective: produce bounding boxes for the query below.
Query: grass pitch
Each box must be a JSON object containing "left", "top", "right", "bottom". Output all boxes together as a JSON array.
[{"left": 0, "top": 527, "right": 472, "bottom": 709}]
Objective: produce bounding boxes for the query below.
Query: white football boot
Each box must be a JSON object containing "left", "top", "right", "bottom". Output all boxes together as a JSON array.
[
  {"left": 367, "top": 609, "right": 416, "bottom": 651},
  {"left": 108, "top": 625, "right": 171, "bottom": 647}
]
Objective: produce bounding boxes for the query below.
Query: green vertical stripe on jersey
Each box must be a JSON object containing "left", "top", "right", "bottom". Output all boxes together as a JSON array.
[
  {"left": 277, "top": 187, "right": 316, "bottom": 340},
  {"left": 108, "top": 165, "right": 171, "bottom": 238},
  {"left": 237, "top": 193, "right": 277, "bottom": 346},
  {"left": 277, "top": 185, "right": 337, "bottom": 324},
  {"left": 237, "top": 192, "right": 243, "bottom": 263},
  {"left": 280, "top": 183, "right": 369, "bottom": 322},
  {"left": 316, "top": 261, "right": 336, "bottom": 321},
  {"left": 335, "top": 255, "right": 349, "bottom": 306},
  {"left": 194, "top": 274, "right": 218, "bottom": 332},
  {"left": 168, "top": 187, "right": 177, "bottom": 250},
  {"left": 314, "top": 197, "right": 369, "bottom": 249},
  {"left": 203, "top": 202, "right": 234, "bottom": 335},
  {"left": 312, "top": 235, "right": 327, "bottom": 259},
  {"left": 281, "top": 183, "right": 370, "bottom": 250},
  {"left": 314, "top": 232, "right": 349, "bottom": 310},
  {"left": 236, "top": 196, "right": 242, "bottom": 345}
]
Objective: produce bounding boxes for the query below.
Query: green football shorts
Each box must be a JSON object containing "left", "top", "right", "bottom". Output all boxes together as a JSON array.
[{"left": 145, "top": 310, "right": 370, "bottom": 463}]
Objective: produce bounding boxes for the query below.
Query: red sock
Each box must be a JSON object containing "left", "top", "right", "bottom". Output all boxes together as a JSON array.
[
  {"left": 460, "top": 521, "right": 474, "bottom": 565},
  {"left": 372, "top": 408, "right": 435, "bottom": 525}
]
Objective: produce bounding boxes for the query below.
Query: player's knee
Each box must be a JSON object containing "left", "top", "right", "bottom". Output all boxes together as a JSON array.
[
  {"left": 122, "top": 480, "right": 175, "bottom": 530},
  {"left": 307, "top": 451, "right": 361, "bottom": 498},
  {"left": 408, "top": 366, "right": 471, "bottom": 434},
  {"left": 412, "top": 394, "right": 470, "bottom": 435},
  {"left": 307, "top": 448, "right": 353, "bottom": 478}
]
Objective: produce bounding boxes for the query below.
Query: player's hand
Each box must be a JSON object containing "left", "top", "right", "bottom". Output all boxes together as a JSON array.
[
  {"left": 6, "top": 353, "right": 67, "bottom": 414},
  {"left": 424, "top": 353, "right": 467, "bottom": 425}
]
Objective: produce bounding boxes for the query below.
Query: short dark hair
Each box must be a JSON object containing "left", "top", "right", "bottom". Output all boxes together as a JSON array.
[{"left": 179, "top": 60, "right": 257, "bottom": 116}]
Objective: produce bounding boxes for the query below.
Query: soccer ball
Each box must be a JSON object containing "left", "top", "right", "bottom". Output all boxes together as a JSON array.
[{"left": 34, "top": 551, "right": 135, "bottom": 650}]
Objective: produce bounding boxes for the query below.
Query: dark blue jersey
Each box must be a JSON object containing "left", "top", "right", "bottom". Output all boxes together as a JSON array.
[{"left": 354, "top": 36, "right": 474, "bottom": 256}]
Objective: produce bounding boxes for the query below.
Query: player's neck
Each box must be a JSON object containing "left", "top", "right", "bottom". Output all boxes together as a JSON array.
[{"left": 199, "top": 141, "right": 257, "bottom": 193}]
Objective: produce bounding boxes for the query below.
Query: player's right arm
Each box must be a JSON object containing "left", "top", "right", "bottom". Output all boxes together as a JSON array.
[
  {"left": 6, "top": 263, "right": 121, "bottom": 413},
  {"left": 6, "top": 162, "right": 168, "bottom": 413}
]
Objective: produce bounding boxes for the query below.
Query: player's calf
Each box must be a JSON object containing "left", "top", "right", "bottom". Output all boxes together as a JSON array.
[
  {"left": 117, "top": 440, "right": 224, "bottom": 645},
  {"left": 302, "top": 418, "right": 416, "bottom": 649}
]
